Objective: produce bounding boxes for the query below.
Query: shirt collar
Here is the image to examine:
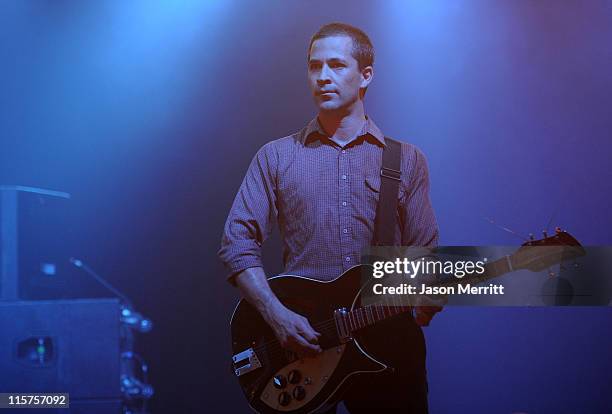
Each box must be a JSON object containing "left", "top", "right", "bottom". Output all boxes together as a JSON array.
[{"left": 303, "top": 115, "right": 386, "bottom": 146}]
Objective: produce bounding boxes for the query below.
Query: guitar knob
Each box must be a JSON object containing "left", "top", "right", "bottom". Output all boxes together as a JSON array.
[
  {"left": 278, "top": 391, "right": 291, "bottom": 406},
  {"left": 293, "top": 385, "right": 306, "bottom": 401},
  {"left": 288, "top": 369, "right": 302, "bottom": 384},
  {"left": 273, "top": 375, "right": 287, "bottom": 389}
]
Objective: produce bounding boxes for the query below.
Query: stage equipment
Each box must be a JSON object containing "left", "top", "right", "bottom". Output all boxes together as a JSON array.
[
  {"left": 0, "top": 185, "right": 84, "bottom": 301},
  {"left": 0, "top": 299, "right": 122, "bottom": 412},
  {"left": 70, "top": 257, "right": 155, "bottom": 412},
  {"left": 1, "top": 185, "right": 155, "bottom": 413}
]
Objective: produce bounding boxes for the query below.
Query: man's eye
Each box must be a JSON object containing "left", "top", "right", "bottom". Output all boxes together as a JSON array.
[{"left": 309, "top": 63, "right": 321, "bottom": 70}]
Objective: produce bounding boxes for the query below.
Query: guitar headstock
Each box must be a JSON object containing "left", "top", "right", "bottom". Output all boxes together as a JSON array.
[{"left": 513, "top": 228, "right": 586, "bottom": 272}]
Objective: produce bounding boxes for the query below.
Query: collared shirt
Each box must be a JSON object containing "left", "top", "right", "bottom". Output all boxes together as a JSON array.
[{"left": 218, "top": 117, "right": 438, "bottom": 282}]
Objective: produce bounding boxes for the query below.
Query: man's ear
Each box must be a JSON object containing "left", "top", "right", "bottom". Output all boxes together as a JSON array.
[{"left": 360, "top": 65, "right": 374, "bottom": 89}]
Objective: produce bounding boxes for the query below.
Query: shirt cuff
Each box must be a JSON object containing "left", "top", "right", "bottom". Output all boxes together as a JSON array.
[{"left": 225, "top": 257, "right": 264, "bottom": 286}]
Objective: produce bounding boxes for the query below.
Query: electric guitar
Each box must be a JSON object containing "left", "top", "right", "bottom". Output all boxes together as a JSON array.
[{"left": 230, "top": 230, "right": 584, "bottom": 413}]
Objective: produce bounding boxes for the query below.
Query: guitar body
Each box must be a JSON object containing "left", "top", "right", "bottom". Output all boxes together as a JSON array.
[{"left": 230, "top": 265, "right": 387, "bottom": 414}]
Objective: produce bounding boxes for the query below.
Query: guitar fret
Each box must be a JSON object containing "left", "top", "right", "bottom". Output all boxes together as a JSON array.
[
  {"left": 383, "top": 297, "right": 390, "bottom": 316},
  {"left": 366, "top": 306, "right": 373, "bottom": 325}
]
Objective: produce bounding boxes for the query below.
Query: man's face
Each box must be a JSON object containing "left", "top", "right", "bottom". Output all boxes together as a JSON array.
[{"left": 307, "top": 35, "right": 372, "bottom": 114}]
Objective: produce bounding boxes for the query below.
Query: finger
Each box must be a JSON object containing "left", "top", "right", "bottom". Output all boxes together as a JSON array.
[
  {"left": 419, "top": 305, "right": 443, "bottom": 314},
  {"left": 300, "top": 325, "right": 321, "bottom": 343},
  {"left": 294, "top": 335, "right": 322, "bottom": 354},
  {"left": 420, "top": 306, "right": 442, "bottom": 315},
  {"left": 416, "top": 308, "right": 436, "bottom": 324},
  {"left": 302, "top": 332, "right": 320, "bottom": 344},
  {"left": 415, "top": 312, "right": 431, "bottom": 327}
]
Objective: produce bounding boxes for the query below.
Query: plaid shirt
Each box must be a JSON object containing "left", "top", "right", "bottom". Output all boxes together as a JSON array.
[{"left": 218, "top": 117, "right": 438, "bottom": 282}]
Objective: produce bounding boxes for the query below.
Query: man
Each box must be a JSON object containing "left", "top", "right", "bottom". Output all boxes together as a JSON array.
[{"left": 219, "top": 22, "right": 439, "bottom": 413}]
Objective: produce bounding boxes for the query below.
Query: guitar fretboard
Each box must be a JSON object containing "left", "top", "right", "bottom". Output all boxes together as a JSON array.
[{"left": 342, "top": 256, "right": 512, "bottom": 332}]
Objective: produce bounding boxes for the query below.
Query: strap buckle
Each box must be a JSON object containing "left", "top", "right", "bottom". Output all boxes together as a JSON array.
[{"left": 380, "top": 167, "right": 401, "bottom": 182}]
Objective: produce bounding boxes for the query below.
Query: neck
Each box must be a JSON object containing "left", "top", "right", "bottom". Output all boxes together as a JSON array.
[{"left": 318, "top": 101, "right": 366, "bottom": 147}]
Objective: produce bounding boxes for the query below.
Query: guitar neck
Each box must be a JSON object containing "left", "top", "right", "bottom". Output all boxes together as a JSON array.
[
  {"left": 437, "top": 256, "right": 513, "bottom": 289},
  {"left": 344, "top": 256, "right": 513, "bottom": 333}
]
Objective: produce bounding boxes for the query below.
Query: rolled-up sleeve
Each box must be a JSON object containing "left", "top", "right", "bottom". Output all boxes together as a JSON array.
[
  {"left": 401, "top": 147, "right": 439, "bottom": 247},
  {"left": 218, "top": 142, "right": 278, "bottom": 283}
]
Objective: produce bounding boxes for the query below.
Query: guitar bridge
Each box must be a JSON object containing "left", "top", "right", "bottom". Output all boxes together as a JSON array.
[{"left": 232, "top": 347, "right": 262, "bottom": 377}]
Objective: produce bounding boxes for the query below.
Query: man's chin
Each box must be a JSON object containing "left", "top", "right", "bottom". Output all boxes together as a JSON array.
[{"left": 317, "top": 101, "right": 342, "bottom": 112}]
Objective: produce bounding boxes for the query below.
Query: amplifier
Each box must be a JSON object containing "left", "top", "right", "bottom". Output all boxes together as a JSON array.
[{"left": 0, "top": 299, "right": 121, "bottom": 411}]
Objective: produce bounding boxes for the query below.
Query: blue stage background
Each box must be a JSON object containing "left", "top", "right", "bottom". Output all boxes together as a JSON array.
[{"left": 1, "top": 1, "right": 611, "bottom": 412}]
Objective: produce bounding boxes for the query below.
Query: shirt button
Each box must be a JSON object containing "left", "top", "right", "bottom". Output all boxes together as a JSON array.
[
  {"left": 341, "top": 174, "right": 347, "bottom": 180},
  {"left": 342, "top": 201, "right": 347, "bottom": 206},
  {"left": 345, "top": 256, "right": 351, "bottom": 262},
  {"left": 342, "top": 150, "right": 346, "bottom": 154},
  {"left": 343, "top": 228, "right": 348, "bottom": 234}
]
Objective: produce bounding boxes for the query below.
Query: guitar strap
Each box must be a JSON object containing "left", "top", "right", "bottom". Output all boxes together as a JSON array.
[{"left": 373, "top": 137, "right": 402, "bottom": 246}]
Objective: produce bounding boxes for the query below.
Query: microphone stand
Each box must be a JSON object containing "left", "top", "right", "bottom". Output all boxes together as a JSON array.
[{"left": 69, "top": 257, "right": 154, "bottom": 412}]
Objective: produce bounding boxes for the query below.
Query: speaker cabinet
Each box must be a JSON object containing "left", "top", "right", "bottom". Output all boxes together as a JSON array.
[{"left": 0, "top": 299, "right": 121, "bottom": 411}]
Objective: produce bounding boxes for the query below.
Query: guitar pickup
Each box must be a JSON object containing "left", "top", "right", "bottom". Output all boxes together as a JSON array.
[
  {"left": 232, "top": 347, "right": 262, "bottom": 377},
  {"left": 334, "top": 308, "right": 352, "bottom": 343}
]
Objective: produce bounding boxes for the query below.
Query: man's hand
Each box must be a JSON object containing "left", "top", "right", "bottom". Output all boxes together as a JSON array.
[
  {"left": 262, "top": 302, "right": 322, "bottom": 357},
  {"left": 414, "top": 305, "right": 443, "bottom": 326},
  {"left": 414, "top": 291, "right": 446, "bottom": 326},
  {"left": 234, "top": 267, "right": 322, "bottom": 358}
]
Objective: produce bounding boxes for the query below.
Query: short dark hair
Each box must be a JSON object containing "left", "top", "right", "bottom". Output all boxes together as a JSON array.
[{"left": 307, "top": 22, "right": 375, "bottom": 70}]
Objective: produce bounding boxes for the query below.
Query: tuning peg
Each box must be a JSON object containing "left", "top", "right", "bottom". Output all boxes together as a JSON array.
[
  {"left": 529, "top": 233, "right": 535, "bottom": 241},
  {"left": 555, "top": 227, "right": 562, "bottom": 234},
  {"left": 542, "top": 230, "right": 548, "bottom": 238}
]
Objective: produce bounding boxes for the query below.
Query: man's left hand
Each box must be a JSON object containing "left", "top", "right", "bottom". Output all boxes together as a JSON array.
[
  {"left": 415, "top": 305, "right": 443, "bottom": 326},
  {"left": 414, "top": 291, "right": 446, "bottom": 326}
]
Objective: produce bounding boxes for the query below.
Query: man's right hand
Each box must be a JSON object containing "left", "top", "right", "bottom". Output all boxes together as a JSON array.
[
  {"left": 262, "top": 301, "right": 322, "bottom": 357},
  {"left": 234, "top": 267, "right": 322, "bottom": 358}
]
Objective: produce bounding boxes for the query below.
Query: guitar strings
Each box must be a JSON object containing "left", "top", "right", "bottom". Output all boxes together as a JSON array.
[
  {"left": 252, "top": 322, "right": 341, "bottom": 365},
  {"left": 249, "top": 302, "right": 411, "bottom": 363},
  {"left": 250, "top": 300, "right": 410, "bottom": 355},
  {"left": 252, "top": 305, "right": 411, "bottom": 364}
]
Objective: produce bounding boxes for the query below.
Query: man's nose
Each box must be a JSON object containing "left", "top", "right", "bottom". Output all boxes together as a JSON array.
[{"left": 317, "top": 64, "right": 332, "bottom": 84}]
